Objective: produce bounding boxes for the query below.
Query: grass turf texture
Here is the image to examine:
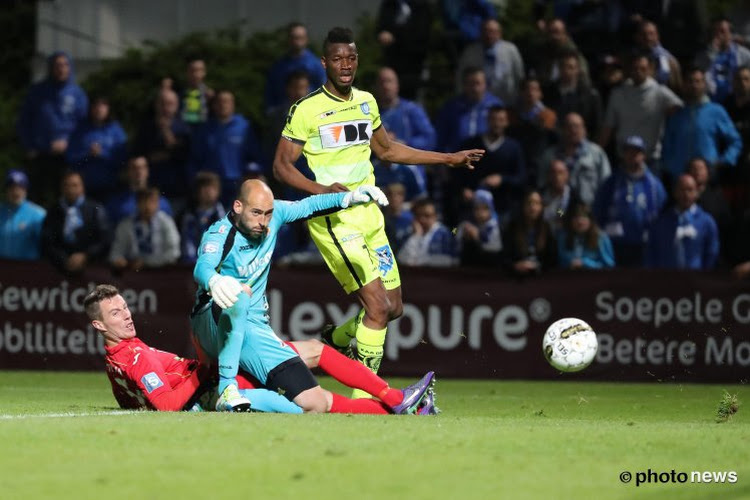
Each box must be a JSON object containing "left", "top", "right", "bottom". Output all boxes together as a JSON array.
[{"left": 1, "top": 372, "right": 748, "bottom": 500}]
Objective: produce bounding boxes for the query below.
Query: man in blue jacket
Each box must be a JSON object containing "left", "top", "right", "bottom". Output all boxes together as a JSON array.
[
  {"left": 264, "top": 22, "right": 326, "bottom": 113},
  {"left": 646, "top": 174, "right": 719, "bottom": 270},
  {"left": 662, "top": 68, "right": 742, "bottom": 184},
  {"left": 0, "top": 170, "right": 46, "bottom": 261},
  {"left": 189, "top": 90, "right": 264, "bottom": 207},
  {"left": 593, "top": 135, "right": 667, "bottom": 267},
  {"left": 435, "top": 67, "right": 503, "bottom": 153},
  {"left": 16, "top": 51, "right": 89, "bottom": 202}
]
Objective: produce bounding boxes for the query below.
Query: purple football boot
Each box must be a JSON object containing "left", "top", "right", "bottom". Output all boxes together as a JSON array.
[{"left": 391, "top": 371, "right": 435, "bottom": 414}]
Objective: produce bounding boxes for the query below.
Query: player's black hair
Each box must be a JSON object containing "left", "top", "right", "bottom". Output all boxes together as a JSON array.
[
  {"left": 323, "top": 27, "right": 355, "bottom": 55},
  {"left": 84, "top": 284, "right": 120, "bottom": 320},
  {"left": 488, "top": 104, "right": 507, "bottom": 114}
]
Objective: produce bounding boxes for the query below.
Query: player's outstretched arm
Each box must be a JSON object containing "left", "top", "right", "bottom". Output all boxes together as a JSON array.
[
  {"left": 273, "top": 137, "right": 348, "bottom": 194},
  {"left": 275, "top": 185, "right": 388, "bottom": 224},
  {"left": 370, "top": 125, "right": 484, "bottom": 169}
]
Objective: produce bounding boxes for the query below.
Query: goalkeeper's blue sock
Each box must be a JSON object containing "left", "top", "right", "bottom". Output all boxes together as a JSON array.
[
  {"left": 239, "top": 389, "right": 303, "bottom": 414},
  {"left": 217, "top": 294, "right": 250, "bottom": 394}
]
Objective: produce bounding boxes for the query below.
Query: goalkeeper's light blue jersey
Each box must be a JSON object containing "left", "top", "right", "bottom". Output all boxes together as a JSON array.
[{"left": 192, "top": 193, "right": 346, "bottom": 319}]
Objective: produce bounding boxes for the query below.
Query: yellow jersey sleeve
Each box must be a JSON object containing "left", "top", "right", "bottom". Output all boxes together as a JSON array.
[{"left": 281, "top": 100, "right": 308, "bottom": 144}]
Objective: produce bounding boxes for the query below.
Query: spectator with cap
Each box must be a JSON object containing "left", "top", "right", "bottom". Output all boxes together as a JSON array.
[
  {"left": 41, "top": 170, "right": 111, "bottom": 274},
  {"left": 662, "top": 68, "right": 742, "bottom": 185},
  {"left": 456, "top": 19, "right": 525, "bottom": 106},
  {"left": 16, "top": 51, "right": 89, "bottom": 202},
  {"left": 0, "top": 170, "right": 46, "bottom": 261},
  {"left": 106, "top": 156, "right": 173, "bottom": 225},
  {"left": 646, "top": 174, "right": 719, "bottom": 270},
  {"left": 65, "top": 96, "right": 128, "bottom": 201},
  {"left": 696, "top": 18, "right": 750, "bottom": 103},
  {"left": 599, "top": 53, "right": 682, "bottom": 165},
  {"left": 456, "top": 189, "right": 502, "bottom": 267},
  {"left": 264, "top": 22, "right": 326, "bottom": 113},
  {"left": 593, "top": 135, "right": 666, "bottom": 267}
]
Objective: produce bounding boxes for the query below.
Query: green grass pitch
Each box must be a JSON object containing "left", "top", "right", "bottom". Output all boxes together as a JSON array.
[{"left": 1, "top": 371, "right": 748, "bottom": 500}]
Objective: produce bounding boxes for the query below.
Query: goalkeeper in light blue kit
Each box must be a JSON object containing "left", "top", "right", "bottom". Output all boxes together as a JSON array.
[{"left": 190, "top": 179, "right": 436, "bottom": 413}]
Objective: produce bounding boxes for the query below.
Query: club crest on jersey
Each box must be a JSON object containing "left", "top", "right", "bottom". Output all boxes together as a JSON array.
[
  {"left": 375, "top": 245, "right": 394, "bottom": 276},
  {"left": 360, "top": 102, "right": 370, "bottom": 115},
  {"left": 319, "top": 120, "right": 372, "bottom": 149}
]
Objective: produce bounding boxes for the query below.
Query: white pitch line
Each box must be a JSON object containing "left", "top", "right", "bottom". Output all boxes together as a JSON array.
[{"left": 0, "top": 410, "right": 144, "bottom": 420}]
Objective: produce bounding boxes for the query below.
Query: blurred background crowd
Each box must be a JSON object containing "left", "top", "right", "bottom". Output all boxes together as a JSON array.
[{"left": 2, "top": 0, "right": 750, "bottom": 279}]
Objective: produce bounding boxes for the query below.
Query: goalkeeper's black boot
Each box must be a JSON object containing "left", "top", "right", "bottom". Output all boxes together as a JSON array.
[{"left": 318, "top": 324, "right": 353, "bottom": 358}]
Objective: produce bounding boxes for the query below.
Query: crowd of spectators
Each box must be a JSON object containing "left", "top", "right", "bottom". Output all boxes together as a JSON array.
[{"left": 3, "top": 3, "right": 750, "bottom": 279}]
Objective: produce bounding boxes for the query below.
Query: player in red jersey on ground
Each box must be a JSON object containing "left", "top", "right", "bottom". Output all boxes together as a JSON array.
[{"left": 84, "top": 284, "right": 438, "bottom": 414}]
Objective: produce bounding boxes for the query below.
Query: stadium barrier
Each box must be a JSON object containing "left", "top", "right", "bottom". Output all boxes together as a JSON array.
[{"left": 0, "top": 259, "right": 748, "bottom": 382}]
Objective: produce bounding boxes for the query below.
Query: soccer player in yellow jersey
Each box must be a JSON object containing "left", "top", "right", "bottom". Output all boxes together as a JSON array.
[{"left": 273, "top": 27, "right": 484, "bottom": 395}]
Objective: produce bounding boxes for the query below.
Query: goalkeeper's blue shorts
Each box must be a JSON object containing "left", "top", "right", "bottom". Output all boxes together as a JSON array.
[{"left": 190, "top": 301, "right": 298, "bottom": 385}]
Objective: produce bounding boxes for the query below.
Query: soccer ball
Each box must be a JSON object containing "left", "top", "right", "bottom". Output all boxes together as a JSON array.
[{"left": 542, "top": 318, "right": 598, "bottom": 373}]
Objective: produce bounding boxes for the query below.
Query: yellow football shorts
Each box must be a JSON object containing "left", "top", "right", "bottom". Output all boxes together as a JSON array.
[{"left": 307, "top": 202, "right": 401, "bottom": 294}]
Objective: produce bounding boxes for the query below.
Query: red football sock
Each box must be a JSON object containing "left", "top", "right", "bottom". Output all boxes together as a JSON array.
[
  {"left": 329, "top": 393, "right": 390, "bottom": 414},
  {"left": 318, "top": 345, "right": 403, "bottom": 407}
]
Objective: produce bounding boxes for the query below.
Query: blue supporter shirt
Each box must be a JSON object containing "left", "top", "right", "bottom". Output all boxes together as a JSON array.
[
  {"left": 380, "top": 98, "right": 436, "bottom": 151},
  {"left": 662, "top": 99, "right": 742, "bottom": 179},
  {"left": 193, "top": 193, "right": 346, "bottom": 316},
  {"left": 435, "top": 92, "right": 503, "bottom": 152},
  {"left": 646, "top": 205, "right": 719, "bottom": 270},
  {"left": 593, "top": 168, "right": 666, "bottom": 246},
  {"left": 0, "top": 200, "right": 46, "bottom": 260}
]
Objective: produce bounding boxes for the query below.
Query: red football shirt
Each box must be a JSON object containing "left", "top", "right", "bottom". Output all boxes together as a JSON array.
[{"left": 104, "top": 338, "right": 204, "bottom": 411}]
